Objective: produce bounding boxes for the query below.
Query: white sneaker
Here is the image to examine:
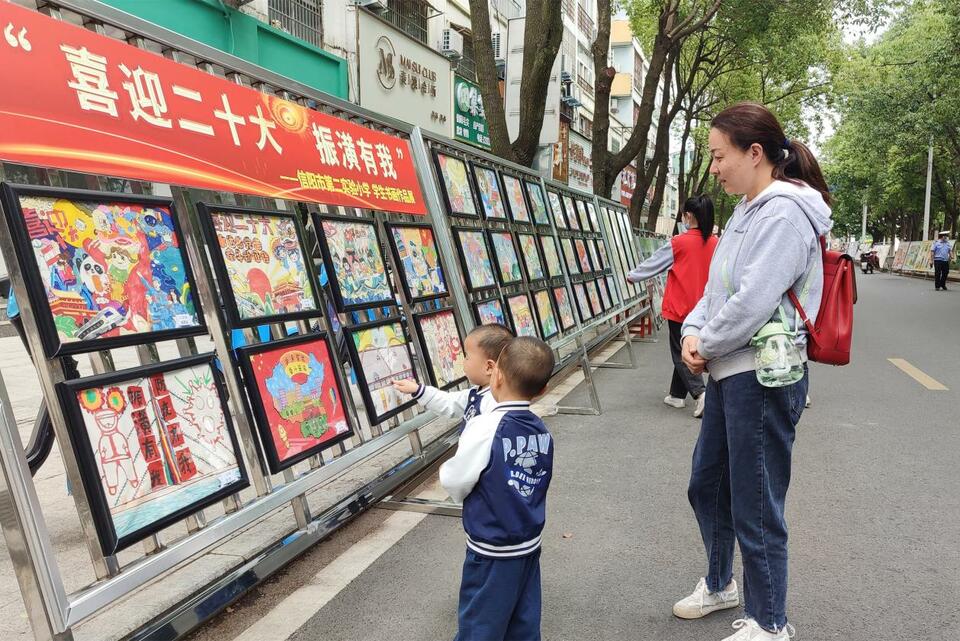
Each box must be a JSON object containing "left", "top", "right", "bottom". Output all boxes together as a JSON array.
[
  {"left": 804, "top": 395, "right": 811, "bottom": 408},
  {"left": 721, "top": 618, "right": 795, "bottom": 641},
  {"left": 693, "top": 393, "right": 706, "bottom": 418},
  {"left": 664, "top": 395, "right": 685, "bottom": 409},
  {"left": 672, "top": 577, "right": 739, "bottom": 619}
]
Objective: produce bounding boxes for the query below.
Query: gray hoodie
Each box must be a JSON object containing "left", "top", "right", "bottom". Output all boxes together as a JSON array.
[{"left": 681, "top": 180, "right": 833, "bottom": 381}]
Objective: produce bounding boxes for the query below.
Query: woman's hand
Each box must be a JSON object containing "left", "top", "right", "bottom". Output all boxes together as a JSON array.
[{"left": 682, "top": 336, "right": 708, "bottom": 375}]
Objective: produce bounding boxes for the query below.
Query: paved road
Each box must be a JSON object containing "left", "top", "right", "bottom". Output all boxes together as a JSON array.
[{"left": 193, "top": 273, "right": 960, "bottom": 641}]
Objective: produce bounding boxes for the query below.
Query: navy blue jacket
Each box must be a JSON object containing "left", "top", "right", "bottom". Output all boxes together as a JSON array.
[{"left": 440, "top": 401, "right": 553, "bottom": 558}]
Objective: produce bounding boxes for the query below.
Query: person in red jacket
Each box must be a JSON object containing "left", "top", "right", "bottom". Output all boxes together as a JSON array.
[{"left": 627, "top": 195, "right": 718, "bottom": 418}]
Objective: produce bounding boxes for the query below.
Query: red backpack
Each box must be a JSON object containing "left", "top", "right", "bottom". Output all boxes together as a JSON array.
[{"left": 788, "top": 238, "right": 856, "bottom": 365}]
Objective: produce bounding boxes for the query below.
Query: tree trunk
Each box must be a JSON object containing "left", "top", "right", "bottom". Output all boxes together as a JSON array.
[
  {"left": 675, "top": 111, "right": 693, "bottom": 223},
  {"left": 468, "top": 0, "right": 514, "bottom": 161},
  {"left": 633, "top": 49, "right": 676, "bottom": 229},
  {"left": 647, "top": 152, "right": 672, "bottom": 234}
]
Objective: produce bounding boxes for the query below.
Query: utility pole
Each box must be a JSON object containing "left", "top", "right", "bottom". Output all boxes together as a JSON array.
[
  {"left": 922, "top": 137, "right": 933, "bottom": 241},
  {"left": 861, "top": 199, "right": 868, "bottom": 242}
]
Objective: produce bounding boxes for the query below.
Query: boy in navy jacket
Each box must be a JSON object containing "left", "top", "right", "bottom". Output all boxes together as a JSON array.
[
  {"left": 393, "top": 323, "right": 513, "bottom": 425},
  {"left": 440, "top": 336, "right": 556, "bottom": 641}
]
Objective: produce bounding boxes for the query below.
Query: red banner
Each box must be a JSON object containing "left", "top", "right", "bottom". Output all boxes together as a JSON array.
[{"left": 0, "top": 3, "right": 426, "bottom": 214}]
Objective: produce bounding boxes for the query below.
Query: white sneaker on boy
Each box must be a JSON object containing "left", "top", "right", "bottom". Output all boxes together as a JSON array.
[
  {"left": 664, "top": 395, "right": 685, "bottom": 409},
  {"left": 672, "top": 577, "right": 739, "bottom": 619},
  {"left": 720, "top": 618, "right": 796, "bottom": 641}
]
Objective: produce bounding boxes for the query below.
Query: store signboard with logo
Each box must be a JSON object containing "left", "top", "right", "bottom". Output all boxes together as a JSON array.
[
  {"left": 620, "top": 163, "right": 636, "bottom": 206},
  {"left": 568, "top": 130, "right": 593, "bottom": 192},
  {"left": 358, "top": 10, "right": 453, "bottom": 137},
  {"left": 552, "top": 121, "right": 570, "bottom": 183},
  {"left": 454, "top": 76, "right": 490, "bottom": 150}
]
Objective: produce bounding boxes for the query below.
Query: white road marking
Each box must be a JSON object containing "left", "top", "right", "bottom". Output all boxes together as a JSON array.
[{"left": 232, "top": 481, "right": 447, "bottom": 641}]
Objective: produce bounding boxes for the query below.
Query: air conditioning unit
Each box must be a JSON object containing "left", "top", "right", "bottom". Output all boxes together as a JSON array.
[
  {"left": 560, "top": 70, "right": 573, "bottom": 85},
  {"left": 357, "top": 0, "right": 388, "bottom": 11},
  {"left": 492, "top": 32, "right": 504, "bottom": 64},
  {"left": 439, "top": 28, "right": 464, "bottom": 58}
]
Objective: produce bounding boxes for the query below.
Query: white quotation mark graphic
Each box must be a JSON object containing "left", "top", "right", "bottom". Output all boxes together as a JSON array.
[{"left": 4, "top": 24, "right": 31, "bottom": 51}]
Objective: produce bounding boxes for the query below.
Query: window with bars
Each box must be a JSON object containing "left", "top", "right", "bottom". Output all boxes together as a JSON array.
[
  {"left": 268, "top": 0, "right": 322, "bottom": 47},
  {"left": 457, "top": 32, "right": 477, "bottom": 82},
  {"left": 383, "top": 0, "right": 430, "bottom": 46}
]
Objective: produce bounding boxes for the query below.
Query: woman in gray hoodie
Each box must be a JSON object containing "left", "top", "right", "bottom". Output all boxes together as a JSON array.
[{"left": 671, "top": 103, "right": 833, "bottom": 641}]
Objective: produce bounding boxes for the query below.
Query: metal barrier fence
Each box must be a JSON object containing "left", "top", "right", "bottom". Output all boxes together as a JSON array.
[{"left": 0, "top": 3, "right": 658, "bottom": 640}]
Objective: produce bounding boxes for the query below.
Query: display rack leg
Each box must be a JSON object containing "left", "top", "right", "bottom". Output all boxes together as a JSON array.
[
  {"left": 376, "top": 445, "right": 462, "bottom": 518},
  {"left": 555, "top": 339, "right": 603, "bottom": 416},
  {"left": 589, "top": 325, "right": 637, "bottom": 370},
  {"left": 283, "top": 468, "right": 312, "bottom": 530}
]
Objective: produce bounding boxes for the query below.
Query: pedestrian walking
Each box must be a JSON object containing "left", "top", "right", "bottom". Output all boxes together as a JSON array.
[
  {"left": 931, "top": 231, "right": 953, "bottom": 291},
  {"left": 675, "top": 102, "right": 833, "bottom": 641},
  {"left": 626, "top": 195, "right": 718, "bottom": 418}
]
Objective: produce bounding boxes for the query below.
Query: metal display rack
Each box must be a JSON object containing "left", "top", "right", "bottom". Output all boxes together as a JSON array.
[{"left": 0, "top": 3, "right": 659, "bottom": 640}]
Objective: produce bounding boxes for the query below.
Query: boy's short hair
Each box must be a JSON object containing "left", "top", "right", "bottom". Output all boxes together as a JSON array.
[
  {"left": 468, "top": 323, "right": 514, "bottom": 362},
  {"left": 497, "top": 337, "right": 555, "bottom": 398}
]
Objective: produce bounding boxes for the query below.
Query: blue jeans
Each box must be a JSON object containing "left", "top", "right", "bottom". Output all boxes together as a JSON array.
[
  {"left": 454, "top": 548, "right": 541, "bottom": 641},
  {"left": 687, "top": 369, "right": 808, "bottom": 632}
]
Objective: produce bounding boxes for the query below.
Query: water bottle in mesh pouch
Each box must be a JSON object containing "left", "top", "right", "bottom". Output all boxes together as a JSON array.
[{"left": 751, "top": 307, "right": 804, "bottom": 388}]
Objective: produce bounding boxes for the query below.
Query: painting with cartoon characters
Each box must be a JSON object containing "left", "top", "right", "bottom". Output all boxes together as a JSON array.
[
  {"left": 2, "top": 187, "right": 203, "bottom": 357},
  {"left": 59, "top": 354, "right": 247, "bottom": 553},
  {"left": 346, "top": 320, "right": 418, "bottom": 424},
  {"left": 415, "top": 310, "right": 467, "bottom": 389},
  {"left": 517, "top": 233, "right": 545, "bottom": 282},
  {"left": 387, "top": 223, "right": 448, "bottom": 303},
  {"left": 546, "top": 191, "right": 568, "bottom": 229},
  {"left": 316, "top": 217, "right": 395, "bottom": 312},
  {"left": 239, "top": 333, "right": 352, "bottom": 472},
  {"left": 453, "top": 228, "right": 496, "bottom": 292},
  {"left": 552, "top": 286, "right": 576, "bottom": 330},
  {"left": 540, "top": 235, "right": 564, "bottom": 278},
  {"left": 471, "top": 164, "right": 508, "bottom": 220},
  {"left": 201, "top": 206, "right": 319, "bottom": 326},
  {"left": 505, "top": 294, "right": 538, "bottom": 338},
  {"left": 532, "top": 289, "right": 559, "bottom": 339},
  {"left": 524, "top": 180, "right": 551, "bottom": 226},
  {"left": 474, "top": 299, "right": 507, "bottom": 327},
  {"left": 435, "top": 152, "right": 478, "bottom": 217},
  {"left": 488, "top": 231, "right": 523, "bottom": 285},
  {"left": 501, "top": 174, "right": 531, "bottom": 223}
]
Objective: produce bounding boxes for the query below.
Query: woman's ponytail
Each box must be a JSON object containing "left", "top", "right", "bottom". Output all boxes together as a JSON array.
[{"left": 775, "top": 139, "right": 831, "bottom": 206}]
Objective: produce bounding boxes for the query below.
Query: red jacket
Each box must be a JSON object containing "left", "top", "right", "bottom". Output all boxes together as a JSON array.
[{"left": 662, "top": 230, "right": 717, "bottom": 322}]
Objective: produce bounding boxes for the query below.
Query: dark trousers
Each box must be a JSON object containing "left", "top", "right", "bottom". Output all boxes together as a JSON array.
[
  {"left": 668, "top": 320, "right": 705, "bottom": 399},
  {"left": 934, "top": 260, "right": 949, "bottom": 289},
  {"left": 687, "top": 369, "right": 809, "bottom": 632},
  {"left": 454, "top": 549, "right": 541, "bottom": 641}
]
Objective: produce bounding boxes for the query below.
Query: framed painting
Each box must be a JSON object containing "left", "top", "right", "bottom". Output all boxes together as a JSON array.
[
  {"left": 470, "top": 162, "right": 509, "bottom": 221},
  {"left": 524, "top": 180, "right": 551, "bottom": 226},
  {"left": 414, "top": 309, "right": 467, "bottom": 390},
  {"left": 473, "top": 298, "right": 508, "bottom": 328},
  {"left": 596, "top": 277, "right": 613, "bottom": 311},
  {"left": 433, "top": 151, "right": 478, "bottom": 217},
  {"left": 587, "top": 239, "right": 602, "bottom": 275},
  {"left": 552, "top": 286, "right": 577, "bottom": 331},
  {"left": 606, "top": 275, "right": 621, "bottom": 305},
  {"left": 575, "top": 238, "right": 594, "bottom": 273},
  {"left": 585, "top": 279, "right": 604, "bottom": 315},
  {"left": 585, "top": 201, "right": 600, "bottom": 232},
  {"left": 560, "top": 237, "right": 580, "bottom": 275},
  {"left": 1, "top": 184, "right": 205, "bottom": 358},
  {"left": 487, "top": 231, "right": 524, "bottom": 286},
  {"left": 345, "top": 318, "right": 418, "bottom": 425},
  {"left": 562, "top": 194, "right": 581, "bottom": 230},
  {"left": 595, "top": 238, "right": 610, "bottom": 272},
  {"left": 532, "top": 289, "right": 560, "bottom": 340},
  {"left": 501, "top": 173, "right": 531, "bottom": 224},
  {"left": 196, "top": 204, "right": 319, "bottom": 328},
  {"left": 572, "top": 282, "right": 594, "bottom": 322},
  {"left": 57, "top": 353, "right": 247, "bottom": 554},
  {"left": 546, "top": 190, "right": 568, "bottom": 229},
  {"left": 516, "top": 232, "right": 545, "bottom": 282},
  {"left": 452, "top": 227, "right": 497, "bottom": 292},
  {"left": 504, "top": 293, "right": 538, "bottom": 338},
  {"left": 574, "top": 200, "right": 592, "bottom": 231},
  {"left": 539, "top": 235, "right": 564, "bottom": 278},
  {"left": 237, "top": 333, "right": 353, "bottom": 473},
  {"left": 385, "top": 222, "right": 448, "bottom": 304},
  {"left": 313, "top": 215, "right": 395, "bottom": 312}
]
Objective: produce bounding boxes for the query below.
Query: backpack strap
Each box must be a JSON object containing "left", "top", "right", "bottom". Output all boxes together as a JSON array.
[{"left": 787, "top": 235, "right": 826, "bottom": 348}]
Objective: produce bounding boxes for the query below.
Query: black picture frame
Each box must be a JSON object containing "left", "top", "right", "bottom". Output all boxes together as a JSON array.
[
  {"left": 487, "top": 230, "right": 525, "bottom": 286},
  {"left": 552, "top": 285, "right": 577, "bottom": 331},
  {"left": 560, "top": 236, "right": 581, "bottom": 275},
  {"left": 574, "top": 199, "right": 593, "bottom": 232},
  {"left": 596, "top": 276, "right": 613, "bottom": 312},
  {"left": 546, "top": 189, "right": 568, "bottom": 230},
  {"left": 586, "top": 238, "right": 602, "bottom": 274},
  {"left": 500, "top": 172, "right": 533, "bottom": 224},
  {"left": 433, "top": 150, "right": 479, "bottom": 218},
  {"left": 344, "top": 317, "right": 419, "bottom": 425},
  {"left": 472, "top": 297, "right": 510, "bottom": 329},
  {"left": 516, "top": 232, "right": 546, "bottom": 283},
  {"left": 572, "top": 282, "right": 594, "bottom": 322},
  {"left": 530, "top": 287, "right": 560, "bottom": 340},
  {"left": 562, "top": 194, "right": 581, "bottom": 231},
  {"left": 384, "top": 221, "right": 450, "bottom": 304},
  {"left": 538, "top": 234, "right": 565, "bottom": 279},
  {"left": 413, "top": 308, "right": 468, "bottom": 390},
  {"left": 312, "top": 213, "right": 397, "bottom": 313},
  {"left": 523, "top": 179, "right": 551, "bottom": 226},
  {"left": 469, "top": 161, "right": 509, "bottom": 221},
  {"left": 56, "top": 353, "right": 249, "bottom": 555},
  {"left": 452, "top": 226, "right": 498, "bottom": 293},
  {"left": 196, "top": 203, "right": 321, "bottom": 329},
  {"left": 236, "top": 332, "right": 355, "bottom": 473},
  {"left": 574, "top": 237, "right": 594, "bottom": 273},
  {"left": 0, "top": 183, "right": 208, "bottom": 358},
  {"left": 503, "top": 292, "right": 540, "bottom": 338},
  {"left": 585, "top": 279, "right": 604, "bottom": 316}
]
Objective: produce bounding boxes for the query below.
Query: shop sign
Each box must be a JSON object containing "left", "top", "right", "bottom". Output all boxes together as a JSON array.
[
  {"left": 552, "top": 121, "right": 569, "bottom": 183},
  {"left": 0, "top": 2, "right": 426, "bottom": 214},
  {"left": 359, "top": 10, "right": 453, "bottom": 137},
  {"left": 568, "top": 130, "right": 593, "bottom": 192},
  {"left": 620, "top": 163, "right": 636, "bottom": 206},
  {"left": 453, "top": 76, "right": 490, "bottom": 150}
]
